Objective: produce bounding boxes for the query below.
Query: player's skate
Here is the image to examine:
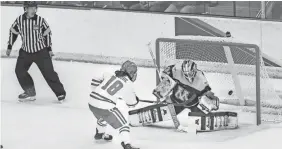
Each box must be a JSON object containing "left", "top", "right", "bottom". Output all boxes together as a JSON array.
[
  {"left": 121, "top": 142, "right": 139, "bottom": 149},
  {"left": 18, "top": 89, "right": 36, "bottom": 102},
  {"left": 57, "top": 94, "right": 66, "bottom": 103},
  {"left": 94, "top": 128, "right": 113, "bottom": 142}
]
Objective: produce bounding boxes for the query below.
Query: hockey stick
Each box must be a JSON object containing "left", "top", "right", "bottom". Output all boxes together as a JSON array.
[
  {"left": 148, "top": 42, "right": 162, "bottom": 80},
  {"left": 147, "top": 42, "right": 180, "bottom": 129},
  {"left": 139, "top": 99, "right": 157, "bottom": 103},
  {"left": 139, "top": 97, "right": 200, "bottom": 107}
]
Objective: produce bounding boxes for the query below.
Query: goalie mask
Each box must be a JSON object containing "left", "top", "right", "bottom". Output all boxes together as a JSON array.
[
  {"left": 120, "top": 60, "right": 138, "bottom": 82},
  {"left": 182, "top": 60, "right": 197, "bottom": 82}
]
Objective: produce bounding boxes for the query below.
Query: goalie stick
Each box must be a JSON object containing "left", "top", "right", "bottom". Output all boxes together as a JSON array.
[
  {"left": 139, "top": 97, "right": 198, "bottom": 107},
  {"left": 147, "top": 42, "right": 180, "bottom": 129},
  {"left": 139, "top": 99, "right": 157, "bottom": 103}
]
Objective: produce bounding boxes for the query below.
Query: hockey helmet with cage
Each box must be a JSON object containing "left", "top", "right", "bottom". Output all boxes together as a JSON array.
[
  {"left": 119, "top": 60, "right": 138, "bottom": 82},
  {"left": 23, "top": 1, "right": 38, "bottom": 11},
  {"left": 182, "top": 59, "right": 197, "bottom": 82}
]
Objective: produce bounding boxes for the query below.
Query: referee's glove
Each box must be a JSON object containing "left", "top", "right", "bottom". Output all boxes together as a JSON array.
[
  {"left": 46, "top": 47, "right": 54, "bottom": 57},
  {"left": 49, "top": 51, "right": 54, "bottom": 57},
  {"left": 6, "top": 45, "right": 12, "bottom": 56}
]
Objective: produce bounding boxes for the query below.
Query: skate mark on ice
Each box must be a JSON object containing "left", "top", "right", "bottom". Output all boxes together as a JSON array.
[{"left": 0, "top": 99, "right": 87, "bottom": 111}]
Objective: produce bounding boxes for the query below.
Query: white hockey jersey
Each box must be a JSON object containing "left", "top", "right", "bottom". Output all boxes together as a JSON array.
[{"left": 89, "top": 72, "right": 138, "bottom": 110}]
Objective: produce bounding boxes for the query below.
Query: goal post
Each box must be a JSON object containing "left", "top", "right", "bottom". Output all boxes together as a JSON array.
[
  {"left": 255, "top": 44, "right": 261, "bottom": 125},
  {"left": 154, "top": 37, "right": 281, "bottom": 125}
]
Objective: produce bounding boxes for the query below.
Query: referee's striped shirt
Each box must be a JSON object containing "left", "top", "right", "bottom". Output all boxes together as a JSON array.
[{"left": 7, "top": 13, "right": 52, "bottom": 53}]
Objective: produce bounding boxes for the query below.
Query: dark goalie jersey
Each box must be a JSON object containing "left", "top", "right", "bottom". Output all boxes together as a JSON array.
[{"left": 163, "top": 61, "right": 211, "bottom": 110}]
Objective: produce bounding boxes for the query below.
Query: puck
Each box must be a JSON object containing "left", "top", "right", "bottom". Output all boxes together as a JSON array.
[{"left": 228, "top": 90, "right": 233, "bottom": 95}]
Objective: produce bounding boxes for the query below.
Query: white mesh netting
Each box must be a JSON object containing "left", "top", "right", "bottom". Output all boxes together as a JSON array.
[{"left": 156, "top": 37, "right": 282, "bottom": 123}]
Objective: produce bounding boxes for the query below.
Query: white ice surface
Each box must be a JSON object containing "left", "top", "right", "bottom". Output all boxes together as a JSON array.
[{"left": 1, "top": 59, "right": 282, "bottom": 149}]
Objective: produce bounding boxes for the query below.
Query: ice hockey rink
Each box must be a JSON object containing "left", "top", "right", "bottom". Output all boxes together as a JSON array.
[{"left": 1, "top": 58, "right": 282, "bottom": 149}]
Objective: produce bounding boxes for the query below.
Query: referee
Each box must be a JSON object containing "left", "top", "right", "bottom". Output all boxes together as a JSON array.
[{"left": 6, "top": 1, "right": 66, "bottom": 102}]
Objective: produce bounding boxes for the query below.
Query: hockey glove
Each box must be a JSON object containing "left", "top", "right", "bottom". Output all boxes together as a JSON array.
[
  {"left": 49, "top": 51, "right": 54, "bottom": 57},
  {"left": 197, "top": 92, "right": 219, "bottom": 114},
  {"left": 205, "top": 91, "right": 219, "bottom": 111}
]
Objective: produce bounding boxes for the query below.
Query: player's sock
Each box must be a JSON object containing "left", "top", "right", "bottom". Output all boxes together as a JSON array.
[
  {"left": 119, "top": 126, "right": 131, "bottom": 144},
  {"left": 97, "top": 118, "right": 107, "bottom": 132}
]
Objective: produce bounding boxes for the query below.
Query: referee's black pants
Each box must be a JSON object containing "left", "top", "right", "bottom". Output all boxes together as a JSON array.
[{"left": 15, "top": 48, "right": 66, "bottom": 97}]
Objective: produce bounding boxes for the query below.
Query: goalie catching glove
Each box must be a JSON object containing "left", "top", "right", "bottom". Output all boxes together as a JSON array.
[{"left": 197, "top": 91, "right": 219, "bottom": 114}]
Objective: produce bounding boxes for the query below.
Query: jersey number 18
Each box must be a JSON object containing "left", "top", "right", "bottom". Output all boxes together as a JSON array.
[{"left": 101, "top": 76, "right": 124, "bottom": 96}]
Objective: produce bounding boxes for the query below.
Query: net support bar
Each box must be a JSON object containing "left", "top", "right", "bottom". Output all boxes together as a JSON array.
[{"left": 223, "top": 46, "right": 245, "bottom": 106}]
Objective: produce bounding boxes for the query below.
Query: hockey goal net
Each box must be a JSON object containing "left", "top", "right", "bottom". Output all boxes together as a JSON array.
[{"left": 155, "top": 37, "right": 282, "bottom": 125}]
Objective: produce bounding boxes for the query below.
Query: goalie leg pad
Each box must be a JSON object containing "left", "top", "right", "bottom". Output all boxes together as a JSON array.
[
  {"left": 129, "top": 104, "right": 173, "bottom": 126},
  {"left": 188, "top": 111, "right": 238, "bottom": 132}
]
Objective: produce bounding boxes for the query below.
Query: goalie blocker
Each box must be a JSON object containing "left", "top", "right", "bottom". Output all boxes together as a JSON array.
[{"left": 129, "top": 104, "right": 238, "bottom": 132}]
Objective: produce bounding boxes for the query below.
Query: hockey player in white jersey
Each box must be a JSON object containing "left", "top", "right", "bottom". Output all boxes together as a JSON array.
[
  {"left": 129, "top": 59, "right": 238, "bottom": 132},
  {"left": 89, "top": 60, "right": 140, "bottom": 149}
]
